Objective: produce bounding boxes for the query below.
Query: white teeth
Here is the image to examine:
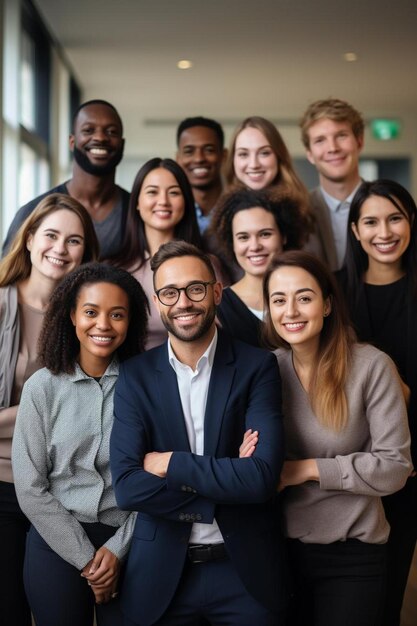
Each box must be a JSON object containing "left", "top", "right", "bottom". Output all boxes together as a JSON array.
[
  {"left": 176, "top": 314, "right": 196, "bottom": 321},
  {"left": 90, "top": 148, "right": 108, "bottom": 155},
  {"left": 249, "top": 255, "right": 266, "bottom": 262},
  {"left": 374, "top": 242, "right": 397, "bottom": 250},
  {"left": 193, "top": 168, "right": 209, "bottom": 175},
  {"left": 90, "top": 336, "right": 113, "bottom": 342},
  {"left": 154, "top": 210, "right": 171, "bottom": 217},
  {"left": 284, "top": 323, "right": 305, "bottom": 330},
  {"left": 46, "top": 257, "right": 65, "bottom": 266}
]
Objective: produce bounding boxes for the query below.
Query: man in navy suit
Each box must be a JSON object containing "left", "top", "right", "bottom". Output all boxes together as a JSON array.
[{"left": 110, "top": 240, "right": 285, "bottom": 625}]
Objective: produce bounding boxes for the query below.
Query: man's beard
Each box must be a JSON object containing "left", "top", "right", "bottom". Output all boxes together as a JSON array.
[
  {"left": 73, "top": 145, "right": 124, "bottom": 176},
  {"left": 160, "top": 305, "right": 216, "bottom": 343}
]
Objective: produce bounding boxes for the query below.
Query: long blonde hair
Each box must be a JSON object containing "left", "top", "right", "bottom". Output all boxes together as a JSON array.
[
  {"left": 0, "top": 194, "right": 99, "bottom": 286},
  {"left": 263, "top": 251, "right": 354, "bottom": 431},
  {"left": 225, "top": 116, "right": 312, "bottom": 229}
]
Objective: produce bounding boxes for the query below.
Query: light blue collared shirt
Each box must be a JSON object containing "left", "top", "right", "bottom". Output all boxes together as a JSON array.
[{"left": 320, "top": 183, "right": 361, "bottom": 269}]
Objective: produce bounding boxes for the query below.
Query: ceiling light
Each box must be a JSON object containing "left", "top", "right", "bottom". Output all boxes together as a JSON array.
[
  {"left": 343, "top": 52, "right": 358, "bottom": 62},
  {"left": 177, "top": 60, "right": 193, "bottom": 70}
]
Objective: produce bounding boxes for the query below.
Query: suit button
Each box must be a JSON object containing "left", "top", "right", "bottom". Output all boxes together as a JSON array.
[
  {"left": 179, "top": 513, "right": 186, "bottom": 521},
  {"left": 196, "top": 514, "right": 202, "bottom": 521},
  {"left": 185, "top": 514, "right": 191, "bottom": 521},
  {"left": 181, "top": 485, "right": 187, "bottom": 492},
  {"left": 192, "top": 489, "right": 197, "bottom": 494}
]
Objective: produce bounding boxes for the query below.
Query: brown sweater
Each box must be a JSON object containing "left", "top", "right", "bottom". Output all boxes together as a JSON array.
[{"left": 276, "top": 343, "right": 411, "bottom": 544}]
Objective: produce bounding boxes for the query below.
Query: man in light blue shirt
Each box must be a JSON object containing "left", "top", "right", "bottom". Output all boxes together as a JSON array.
[{"left": 300, "top": 98, "right": 364, "bottom": 270}]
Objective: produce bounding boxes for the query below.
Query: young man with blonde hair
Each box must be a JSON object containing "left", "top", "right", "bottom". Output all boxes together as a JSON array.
[{"left": 300, "top": 98, "right": 364, "bottom": 270}]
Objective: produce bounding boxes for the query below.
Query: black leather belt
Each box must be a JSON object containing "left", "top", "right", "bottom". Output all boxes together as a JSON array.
[{"left": 187, "top": 543, "right": 227, "bottom": 564}]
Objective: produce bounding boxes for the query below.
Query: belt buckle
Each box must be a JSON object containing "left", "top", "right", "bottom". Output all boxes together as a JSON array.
[{"left": 188, "top": 544, "right": 207, "bottom": 564}]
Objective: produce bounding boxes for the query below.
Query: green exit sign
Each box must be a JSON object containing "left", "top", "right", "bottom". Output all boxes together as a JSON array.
[{"left": 371, "top": 119, "right": 401, "bottom": 140}]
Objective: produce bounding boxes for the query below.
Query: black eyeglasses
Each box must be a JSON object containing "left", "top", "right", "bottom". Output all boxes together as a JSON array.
[{"left": 155, "top": 281, "right": 216, "bottom": 306}]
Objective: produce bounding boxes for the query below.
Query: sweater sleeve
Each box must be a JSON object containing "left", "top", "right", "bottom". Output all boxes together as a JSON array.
[
  {"left": 103, "top": 511, "right": 136, "bottom": 561},
  {"left": 317, "top": 350, "right": 412, "bottom": 496}
]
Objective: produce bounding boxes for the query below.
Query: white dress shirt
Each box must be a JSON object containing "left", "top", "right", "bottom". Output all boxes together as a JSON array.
[{"left": 168, "top": 329, "right": 223, "bottom": 544}]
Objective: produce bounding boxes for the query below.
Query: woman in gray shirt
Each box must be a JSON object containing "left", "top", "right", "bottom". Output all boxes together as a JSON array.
[
  {"left": 260, "top": 251, "right": 411, "bottom": 626},
  {"left": 12, "top": 263, "right": 148, "bottom": 626}
]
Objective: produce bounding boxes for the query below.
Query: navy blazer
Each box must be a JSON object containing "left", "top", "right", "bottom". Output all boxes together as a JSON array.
[{"left": 110, "top": 331, "right": 285, "bottom": 625}]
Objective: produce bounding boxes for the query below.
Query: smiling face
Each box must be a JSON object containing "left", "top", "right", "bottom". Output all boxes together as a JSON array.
[
  {"left": 138, "top": 168, "right": 185, "bottom": 237},
  {"left": 70, "top": 282, "right": 130, "bottom": 376},
  {"left": 232, "top": 207, "right": 284, "bottom": 277},
  {"left": 351, "top": 195, "right": 411, "bottom": 274},
  {"left": 26, "top": 209, "right": 85, "bottom": 283},
  {"left": 70, "top": 103, "right": 124, "bottom": 176},
  {"left": 233, "top": 127, "right": 278, "bottom": 190},
  {"left": 177, "top": 126, "right": 225, "bottom": 190},
  {"left": 153, "top": 256, "right": 222, "bottom": 344},
  {"left": 268, "top": 265, "right": 331, "bottom": 354},
  {"left": 306, "top": 118, "right": 363, "bottom": 187}
]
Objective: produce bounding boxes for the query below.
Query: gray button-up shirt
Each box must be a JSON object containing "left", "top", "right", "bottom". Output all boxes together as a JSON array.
[{"left": 12, "top": 360, "right": 135, "bottom": 570}]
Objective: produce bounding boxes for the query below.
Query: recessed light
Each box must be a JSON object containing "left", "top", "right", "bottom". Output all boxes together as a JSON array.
[
  {"left": 177, "top": 60, "right": 193, "bottom": 70},
  {"left": 343, "top": 52, "right": 358, "bottom": 62}
]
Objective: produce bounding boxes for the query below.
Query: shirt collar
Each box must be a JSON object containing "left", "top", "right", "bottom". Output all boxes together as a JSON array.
[
  {"left": 168, "top": 327, "right": 218, "bottom": 374},
  {"left": 67, "top": 358, "right": 119, "bottom": 383},
  {"left": 320, "top": 181, "right": 362, "bottom": 212}
]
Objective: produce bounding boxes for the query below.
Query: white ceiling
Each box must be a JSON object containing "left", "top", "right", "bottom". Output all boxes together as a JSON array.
[{"left": 34, "top": 0, "right": 417, "bottom": 159}]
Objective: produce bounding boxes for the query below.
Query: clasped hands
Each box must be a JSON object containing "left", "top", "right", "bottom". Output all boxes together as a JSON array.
[{"left": 81, "top": 546, "right": 120, "bottom": 605}]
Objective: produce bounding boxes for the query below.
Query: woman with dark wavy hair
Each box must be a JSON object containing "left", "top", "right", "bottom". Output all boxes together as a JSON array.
[
  {"left": 210, "top": 187, "right": 307, "bottom": 347},
  {"left": 343, "top": 179, "right": 417, "bottom": 626},
  {"left": 12, "top": 263, "right": 148, "bottom": 626},
  {"left": 0, "top": 193, "right": 98, "bottom": 626}
]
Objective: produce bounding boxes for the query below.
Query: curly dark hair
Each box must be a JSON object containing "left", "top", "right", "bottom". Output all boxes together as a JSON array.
[
  {"left": 209, "top": 187, "right": 308, "bottom": 263},
  {"left": 38, "top": 263, "right": 149, "bottom": 374}
]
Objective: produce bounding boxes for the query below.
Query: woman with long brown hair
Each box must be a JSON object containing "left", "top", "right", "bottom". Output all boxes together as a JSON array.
[{"left": 256, "top": 250, "right": 411, "bottom": 625}]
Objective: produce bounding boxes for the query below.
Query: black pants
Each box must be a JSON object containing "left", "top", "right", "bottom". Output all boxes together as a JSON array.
[
  {"left": 286, "top": 538, "right": 386, "bottom": 626},
  {"left": 0, "top": 480, "right": 31, "bottom": 626},
  {"left": 382, "top": 476, "right": 417, "bottom": 626},
  {"left": 24, "top": 522, "right": 124, "bottom": 626}
]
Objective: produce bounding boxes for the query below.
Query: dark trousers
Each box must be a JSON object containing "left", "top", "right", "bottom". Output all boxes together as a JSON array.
[
  {"left": 382, "top": 476, "right": 417, "bottom": 626},
  {"left": 0, "top": 480, "right": 31, "bottom": 626},
  {"left": 24, "top": 522, "right": 124, "bottom": 626},
  {"left": 125, "top": 555, "right": 283, "bottom": 626},
  {"left": 286, "top": 539, "right": 386, "bottom": 626}
]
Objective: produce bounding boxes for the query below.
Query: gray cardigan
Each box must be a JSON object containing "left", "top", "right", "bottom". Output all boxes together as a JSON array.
[
  {"left": 0, "top": 285, "right": 20, "bottom": 410},
  {"left": 276, "top": 343, "right": 412, "bottom": 544}
]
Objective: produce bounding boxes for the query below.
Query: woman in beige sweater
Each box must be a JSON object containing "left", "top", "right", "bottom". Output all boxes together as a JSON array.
[
  {"left": 250, "top": 250, "right": 411, "bottom": 626},
  {"left": 0, "top": 194, "right": 98, "bottom": 625}
]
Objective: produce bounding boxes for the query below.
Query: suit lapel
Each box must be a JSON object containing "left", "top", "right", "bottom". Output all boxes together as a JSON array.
[
  {"left": 203, "top": 331, "right": 235, "bottom": 456},
  {"left": 156, "top": 344, "right": 191, "bottom": 452},
  {"left": 311, "top": 188, "right": 339, "bottom": 271}
]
